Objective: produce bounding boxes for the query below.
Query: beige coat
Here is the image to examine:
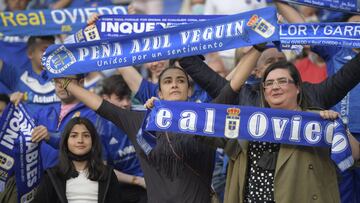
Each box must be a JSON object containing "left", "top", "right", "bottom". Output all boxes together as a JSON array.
[{"left": 224, "top": 141, "right": 340, "bottom": 203}]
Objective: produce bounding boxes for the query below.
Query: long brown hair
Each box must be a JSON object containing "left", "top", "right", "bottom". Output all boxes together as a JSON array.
[{"left": 57, "top": 117, "right": 108, "bottom": 181}]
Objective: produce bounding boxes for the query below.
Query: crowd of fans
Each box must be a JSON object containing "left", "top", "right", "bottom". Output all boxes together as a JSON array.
[{"left": 0, "top": 0, "right": 360, "bottom": 203}]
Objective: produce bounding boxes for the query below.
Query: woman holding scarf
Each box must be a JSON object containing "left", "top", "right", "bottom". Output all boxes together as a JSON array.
[
  {"left": 56, "top": 66, "right": 231, "bottom": 202},
  {"left": 53, "top": 45, "right": 292, "bottom": 202},
  {"left": 222, "top": 58, "right": 355, "bottom": 202},
  {"left": 33, "top": 117, "right": 122, "bottom": 203}
]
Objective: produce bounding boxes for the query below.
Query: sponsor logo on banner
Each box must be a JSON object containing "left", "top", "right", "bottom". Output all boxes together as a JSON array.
[
  {"left": 84, "top": 24, "right": 100, "bottom": 41},
  {"left": 247, "top": 15, "right": 275, "bottom": 38},
  {"left": 45, "top": 45, "right": 77, "bottom": 74},
  {"left": 224, "top": 108, "right": 241, "bottom": 138},
  {"left": 75, "top": 29, "right": 85, "bottom": 42}
]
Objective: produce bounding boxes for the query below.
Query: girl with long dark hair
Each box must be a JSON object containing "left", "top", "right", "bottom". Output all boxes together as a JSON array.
[
  {"left": 55, "top": 66, "right": 218, "bottom": 203},
  {"left": 34, "top": 117, "right": 122, "bottom": 203}
]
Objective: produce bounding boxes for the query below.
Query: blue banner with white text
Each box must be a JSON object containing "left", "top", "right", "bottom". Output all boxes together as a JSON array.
[
  {"left": 66, "top": 14, "right": 224, "bottom": 43},
  {"left": 67, "top": 14, "right": 360, "bottom": 49},
  {"left": 42, "top": 7, "right": 279, "bottom": 78},
  {"left": 0, "top": 6, "right": 127, "bottom": 36},
  {"left": 280, "top": 23, "right": 360, "bottom": 48},
  {"left": 0, "top": 104, "right": 15, "bottom": 192},
  {"left": 97, "top": 14, "right": 224, "bottom": 39},
  {"left": 279, "top": 0, "right": 360, "bottom": 14},
  {"left": 92, "top": 16, "right": 360, "bottom": 49},
  {"left": 144, "top": 100, "right": 354, "bottom": 172},
  {"left": 0, "top": 103, "right": 41, "bottom": 203}
]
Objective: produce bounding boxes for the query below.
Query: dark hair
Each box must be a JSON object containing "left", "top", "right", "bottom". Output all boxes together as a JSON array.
[
  {"left": 100, "top": 75, "right": 131, "bottom": 99},
  {"left": 27, "top": 36, "right": 55, "bottom": 50},
  {"left": 260, "top": 61, "right": 309, "bottom": 109},
  {"left": 158, "top": 66, "right": 190, "bottom": 91},
  {"left": 0, "top": 94, "right": 10, "bottom": 104},
  {"left": 169, "top": 58, "right": 178, "bottom": 67},
  {"left": 57, "top": 117, "right": 108, "bottom": 181}
]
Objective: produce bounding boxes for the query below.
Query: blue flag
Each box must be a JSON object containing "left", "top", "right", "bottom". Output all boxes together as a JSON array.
[
  {"left": 0, "top": 103, "right": 41, "bottom": 203},
  {"left": 0, "top": 6, "right": 127, "bottom": 36},
  {"left": 144, "top": 100, "right": 354, "bottom": 172},
  {"left": 42, "top": 7, "right": 279, "bottom": 78}
]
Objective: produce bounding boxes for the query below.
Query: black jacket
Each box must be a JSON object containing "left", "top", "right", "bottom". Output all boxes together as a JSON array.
[
  {"left": 33, "top": 166, "right": 122, "bottom": 203},
  {"left": 179, "top": 53, "right": 360, "bottom": 109}
]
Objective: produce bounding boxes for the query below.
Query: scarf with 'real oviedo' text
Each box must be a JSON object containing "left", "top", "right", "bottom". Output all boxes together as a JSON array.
[{"left": 137, "top": 100, "right": 354, "bottom": 172}]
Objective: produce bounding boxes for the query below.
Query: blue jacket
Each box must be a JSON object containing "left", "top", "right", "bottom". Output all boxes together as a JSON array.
[
  {"left": 0, "top": 81, "right": 10, "bottom": 94},
  {"left": 102, "top": 121, "right": 143, "bottom": 176},
  {"left": 0, "top": 62, "right": 59, "bottom": 117}
]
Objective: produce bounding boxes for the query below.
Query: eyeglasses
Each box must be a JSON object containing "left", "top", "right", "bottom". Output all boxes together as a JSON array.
[{"left": 263, "top": 77, "right": 295, "bottom": 89}]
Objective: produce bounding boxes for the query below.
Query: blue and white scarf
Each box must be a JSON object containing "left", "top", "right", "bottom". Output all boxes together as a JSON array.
[
  {"left": 141, "top": 100, "right": 354, "bottom": 172},
  {"left": 42, "top": 7, "right": 279, "bottom": 79},
  {"left": 43, "top": 10, "right": 360, "bottom": 79},
  {"left": 71, "top": 14, "right": 360, "bottom": 49},
  {"left": 280, "top": 23, "right": 360, "bottom": 48},
  {"left": 93, "top": 15, "right": 360, "bottom": 49},
  {"left": 0, "top": 103, "right": 41, "bottom": 203}
]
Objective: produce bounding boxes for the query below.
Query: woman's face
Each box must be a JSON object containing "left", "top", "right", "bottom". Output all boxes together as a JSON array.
[
  {"left": 67, "top": 124, "right": 92, "bottom": 156},
  {"left": 263, "top": 68, "right": 299, "bottom": 110},
  {"left": 158, "top": 68, "right": 190, "bottom": 101}
]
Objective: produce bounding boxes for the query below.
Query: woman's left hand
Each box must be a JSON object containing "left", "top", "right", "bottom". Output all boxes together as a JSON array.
[{"left": 319, "top": 110, "right": 339, "bottom": 120}]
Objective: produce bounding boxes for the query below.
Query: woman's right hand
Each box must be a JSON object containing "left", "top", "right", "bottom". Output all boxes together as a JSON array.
[
  {"left": 319, "top": 110, "right": 339, "bottom": 120},
  {"left": 144, "top": 97, "right": 158, "bottom": 109}
]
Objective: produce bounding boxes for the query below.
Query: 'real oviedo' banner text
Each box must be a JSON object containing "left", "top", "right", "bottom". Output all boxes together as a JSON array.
[{"left": 0, "top": 6, "right": 127, "bottom": 36}]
